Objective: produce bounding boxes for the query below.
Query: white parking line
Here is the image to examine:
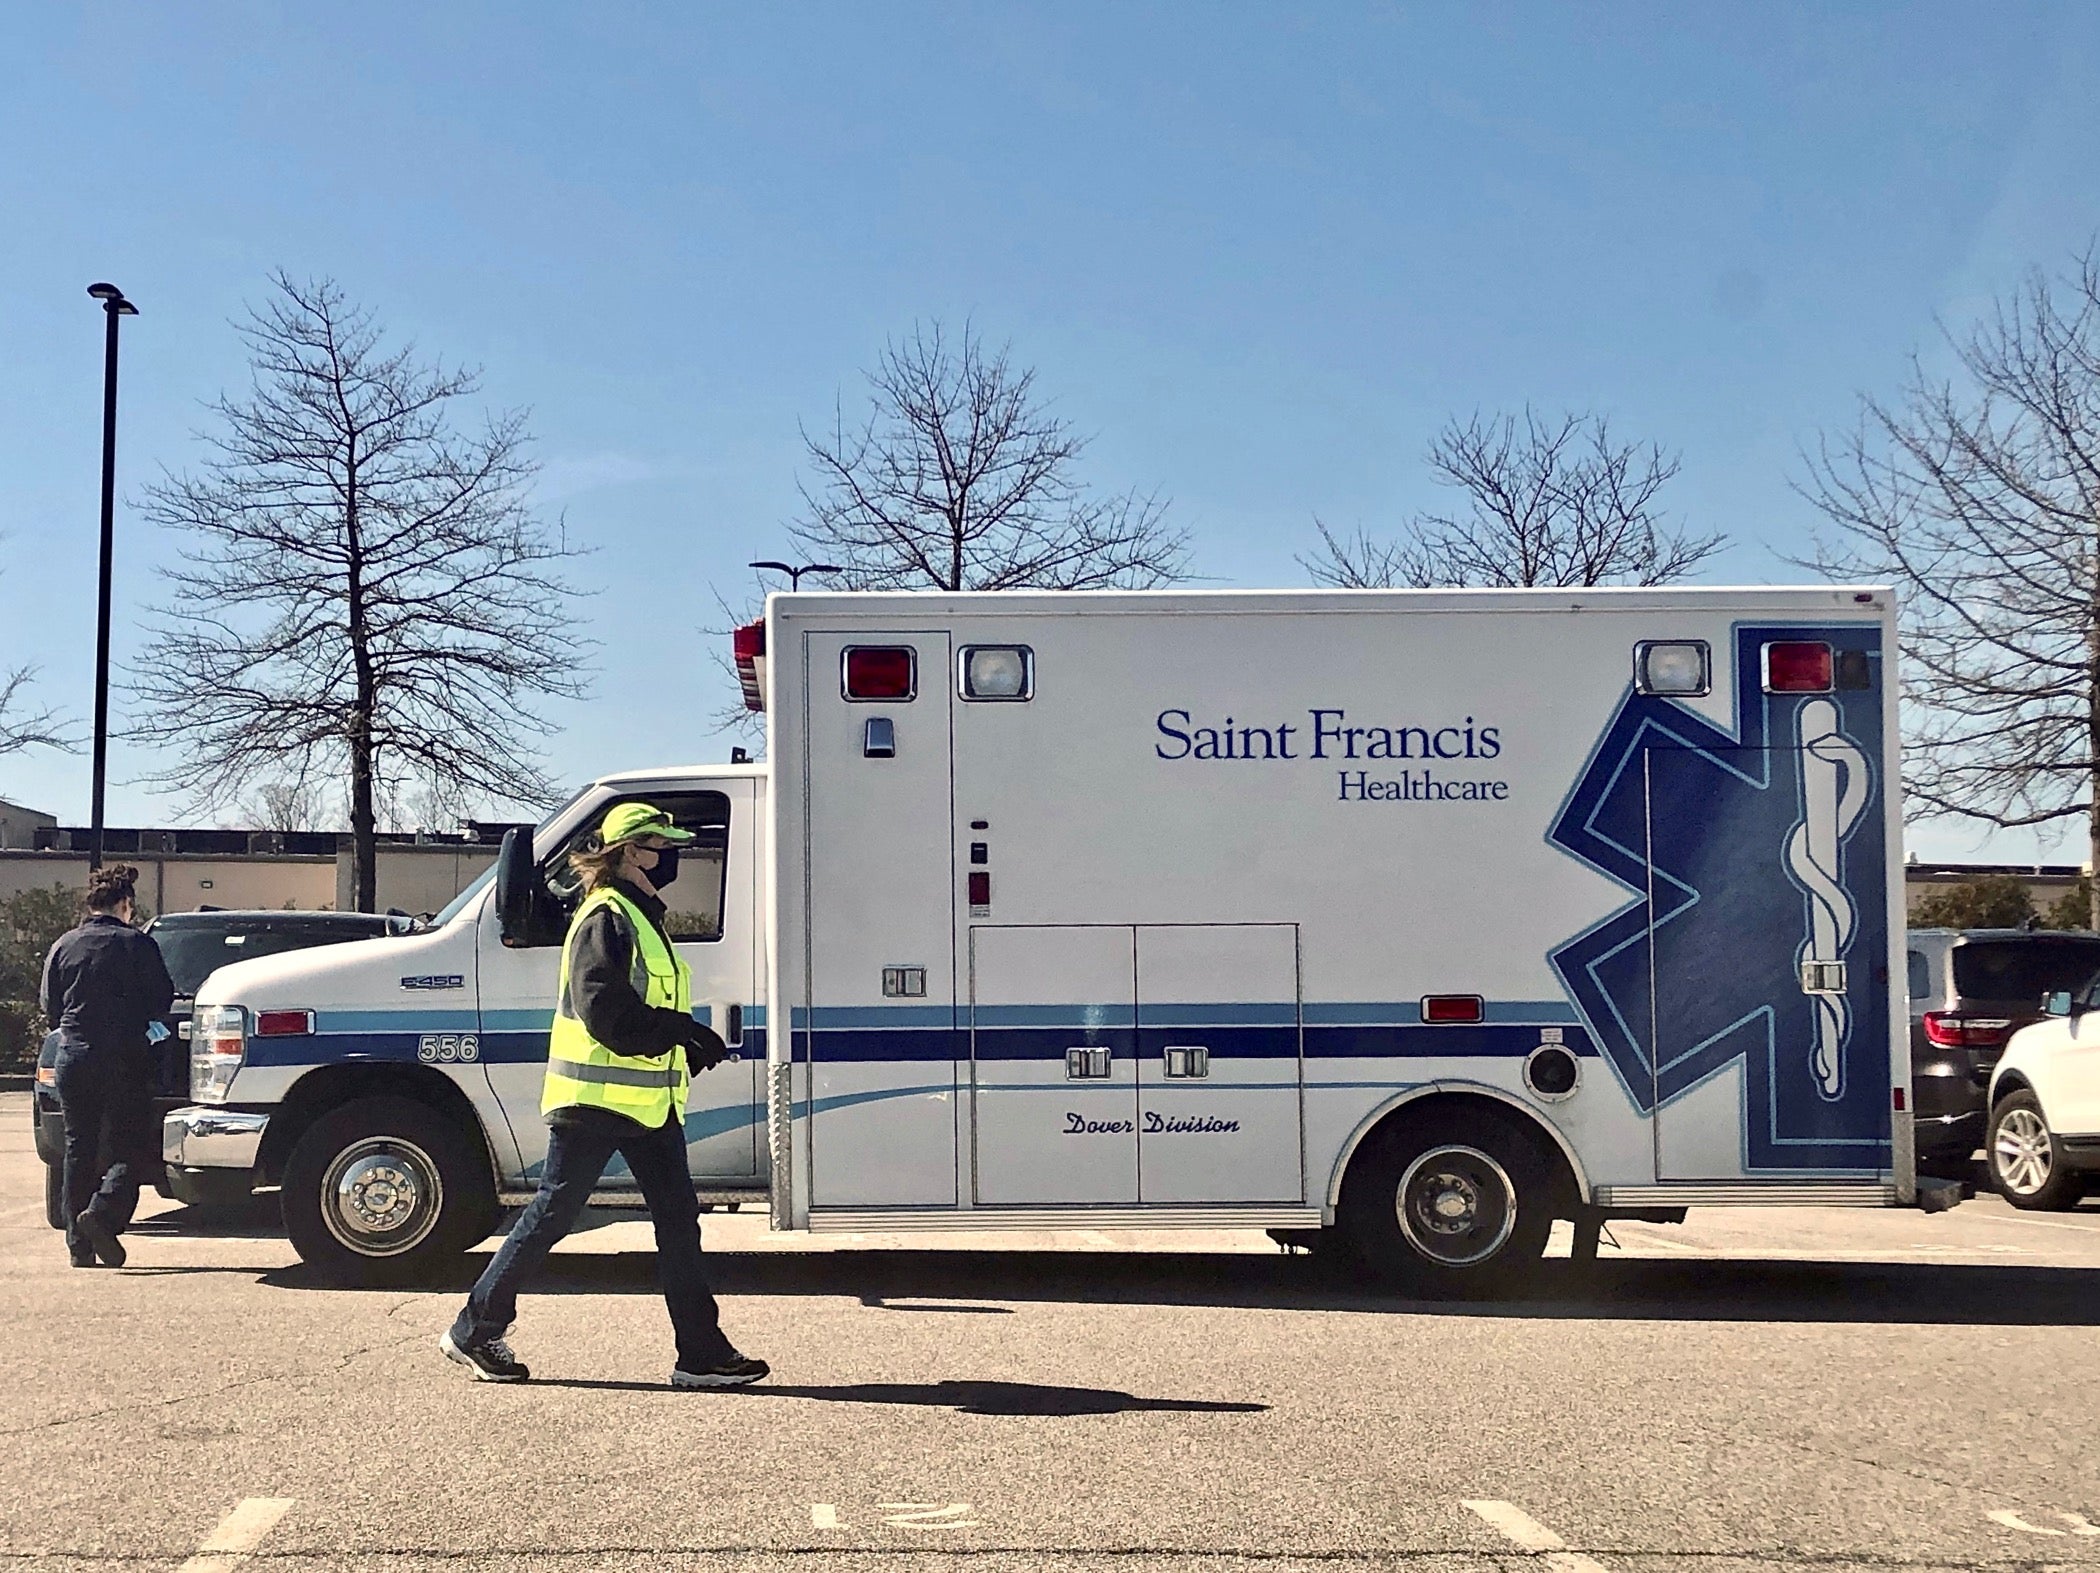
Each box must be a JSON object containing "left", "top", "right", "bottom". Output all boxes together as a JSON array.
[
  {"left": 811, "top": 1504, "right": 841, "bottom": 1530},
  {"left": 1464, "top": 1499, "right": 1611, "bottom": 1573},
  {"left": 178, "top": 1498, "right": 295, "bottom": 1573}
]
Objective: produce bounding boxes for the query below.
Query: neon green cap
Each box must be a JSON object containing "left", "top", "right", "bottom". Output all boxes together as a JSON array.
[{"left": 597, "top": 801, "right": 696, "bottom": 848}]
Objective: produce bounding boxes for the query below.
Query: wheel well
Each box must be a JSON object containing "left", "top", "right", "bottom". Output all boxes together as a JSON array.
[
  {"left": 1990, "top": 1071, "right": 2032, "bottom": 1107},
  {"left": 257, "top": 1065, "right": 494, "bottom": 1188},
  {"left": 1330, "top": 1088, "right": 1584, "bottom": 1219}
]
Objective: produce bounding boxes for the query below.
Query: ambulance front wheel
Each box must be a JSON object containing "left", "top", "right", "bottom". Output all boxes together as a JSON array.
[
  {"left": 282, "top": 1096, "right": 499, "bottom": 1287},
  {"left": 1338, "top": 1107, "right": 1559, "bottom": 1295}
]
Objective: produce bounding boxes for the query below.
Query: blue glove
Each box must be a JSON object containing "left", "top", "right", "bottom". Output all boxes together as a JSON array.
[{"left": 146, "top": 1020, "right": 171, "bottom": 1045}]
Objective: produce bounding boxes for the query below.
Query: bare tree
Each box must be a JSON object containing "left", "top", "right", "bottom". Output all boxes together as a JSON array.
[
  {"left": 788, "top": 321, "right": 1188, "bottom": 591},
  {"left": 130, "top": 274, "right": 589, "bottom": 910},
  {"left": 0, "top": 565, "right": 74, "bottom": 764},
  {"left": 0, "top": 666, "right": 70, "bottom": 762},
  {"left": 242, "top": 776, "right": 332, "bottom": 834},
  {"left": 1300, "top": 409, "right": 1720, "bottom": 589},
  {"left": 1798, "top": 247, "right": 2100, "bottom": 926}
]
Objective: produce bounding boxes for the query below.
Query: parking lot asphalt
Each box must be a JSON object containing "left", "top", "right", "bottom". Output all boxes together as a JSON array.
[{"left": 5, "top": 1090, "right": 2100, "bottom": 1572}]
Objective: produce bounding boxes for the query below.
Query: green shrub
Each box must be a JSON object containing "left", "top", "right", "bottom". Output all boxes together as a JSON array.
[
  {"left": 0, "top": 884, "right": 81, "bottom": 1068},
  {"left": 1909, "top": 874, "right": 2035, "bottom": 931}
]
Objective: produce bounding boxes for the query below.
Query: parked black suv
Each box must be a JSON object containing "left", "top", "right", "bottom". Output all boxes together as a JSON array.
[
  {"left": 33, "top": 908, "right": 405, "bottom": 1228},
  {"left": 1907, "top": 928, "right": 2100, "bottom": 1178}
]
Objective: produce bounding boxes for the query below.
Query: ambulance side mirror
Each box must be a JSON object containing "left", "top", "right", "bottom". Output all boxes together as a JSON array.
[{"left": 495, "top": 828, "right": 562, "bottom": 948}]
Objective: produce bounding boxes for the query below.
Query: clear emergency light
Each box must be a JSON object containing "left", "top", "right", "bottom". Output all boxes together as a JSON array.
[
  {"left": 1633, "top": 640, "right": 1710, "bottom": 697},
  {"left": 960, "top": 645, "right": 1032, "bottom": 701}
]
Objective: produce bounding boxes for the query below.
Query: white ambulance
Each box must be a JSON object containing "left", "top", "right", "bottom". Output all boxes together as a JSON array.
[{"left": 167, "top": 586, "right": 1933, "bottom": 1291}]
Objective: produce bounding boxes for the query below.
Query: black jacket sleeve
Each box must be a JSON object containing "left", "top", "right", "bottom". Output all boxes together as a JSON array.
[
  {"left": 135, "top": 931, "right": 175, "bottom": 1020},
  {"left": 567, "top": 904, "right": 693, "bottom": 1061}
]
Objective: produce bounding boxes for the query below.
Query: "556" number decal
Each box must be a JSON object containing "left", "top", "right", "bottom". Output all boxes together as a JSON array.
[{"left": 416, "top": 1034, "right": 480, "bottom": 1064}]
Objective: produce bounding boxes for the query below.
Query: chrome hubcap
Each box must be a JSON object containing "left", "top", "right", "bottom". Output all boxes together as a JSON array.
[
  {"left": 1397, "top": 1145, "right": 1517, "bottom": 1267},
  {"left": 1993, "top": 1108, "right": 2053, "bottom": 1196},
  {"left": 323, "top": 1137, "right": 442, "bottom": 1256}
]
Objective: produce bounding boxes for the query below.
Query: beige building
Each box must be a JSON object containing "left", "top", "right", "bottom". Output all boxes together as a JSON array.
[
  {"left": 0, "top": 799, "right": 57, "bottom": 851},
  {"left": 1902, "top": 860, "right": 2083, "bottom": 919},
  {"left": 0, "top": 821, "right": 507, "bottom": 918}
]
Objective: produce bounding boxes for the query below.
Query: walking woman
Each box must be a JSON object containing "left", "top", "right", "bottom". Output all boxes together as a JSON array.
[
  {"left": 442, "top": 802, "right": 767, "bottom": 1387},
  {"left": 42, "top": 864, "right": 175, "bottom": 1268}
]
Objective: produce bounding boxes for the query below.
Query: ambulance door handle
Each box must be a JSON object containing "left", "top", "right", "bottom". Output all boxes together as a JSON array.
[
  {"left": 1164, "top": 1045, "right": 1209, "bottom": 1078},
  {"left": 1065, "top": 1047, "right": 1111, "bottom": 1079}
]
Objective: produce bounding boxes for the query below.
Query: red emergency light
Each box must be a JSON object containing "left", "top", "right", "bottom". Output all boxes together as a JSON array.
[
  {"left": 844, "top": 646, "right": 915, "bottom": 700},
  {"left": 254, "top": 1009, "right": 315, "bottom": 1038},
  {"left": 1420, "top": 995, "right": 1485, "bottom": 1024},
  {"left": 732, "top": 619, "right": 766, "bottom": 712},
  {"left": 1763, "top": 641, "right": 1834, "bottom": 693}
]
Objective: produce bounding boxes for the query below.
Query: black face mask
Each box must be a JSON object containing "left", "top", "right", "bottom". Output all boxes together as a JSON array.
[{"left": 644, "top": 846, "right": 680, "bottom": 890}]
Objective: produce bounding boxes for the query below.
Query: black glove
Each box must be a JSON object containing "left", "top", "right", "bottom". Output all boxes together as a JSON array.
[{"left": 680, "top": 1020, "right": 728, "bottom": 1072}]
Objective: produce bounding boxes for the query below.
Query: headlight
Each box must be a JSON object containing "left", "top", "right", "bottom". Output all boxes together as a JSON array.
[{"left": 190, "top": 1004, "right": 246, "bottom": 1102}]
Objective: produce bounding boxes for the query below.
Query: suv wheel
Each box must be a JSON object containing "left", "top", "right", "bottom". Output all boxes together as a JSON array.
[
  {"left": 1988, "top": 1089, "right": 2083, "bottom": 1211},
  {"left": 282, "top": 1096, "right": 498, "bottom": 1286},
  {"left": 44, "top": 1160, "right": 65, "bottom": 1232},
  {"left": 1337, "top": 1107, "right": 1561, "bottom": 1295}
]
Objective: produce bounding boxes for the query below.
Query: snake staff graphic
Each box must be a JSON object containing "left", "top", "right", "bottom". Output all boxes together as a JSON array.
[{"left": 1786, "top": 697, "right": 1870, "bottom": 1100}]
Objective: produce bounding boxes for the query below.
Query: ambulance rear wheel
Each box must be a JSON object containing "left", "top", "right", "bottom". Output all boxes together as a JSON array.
[
  {"left": 282, "top": 1097, "right": 498, "bottom": 1286},
  {"left": 1339, "top": 1108, "right": 1556, "bottom": 1295}
]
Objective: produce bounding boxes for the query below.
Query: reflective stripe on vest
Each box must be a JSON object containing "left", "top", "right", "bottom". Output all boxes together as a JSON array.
[{"left": 541, "top": 885, "right": 692, "bottom": 1124}]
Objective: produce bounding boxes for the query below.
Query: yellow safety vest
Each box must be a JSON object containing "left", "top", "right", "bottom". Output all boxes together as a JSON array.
[{"left": 541, "top": 884, "right": 692, "bottom": 1126}]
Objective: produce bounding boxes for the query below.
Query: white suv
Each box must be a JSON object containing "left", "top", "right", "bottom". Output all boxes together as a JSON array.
[{"left": 1987, "top": 983, "right": 2100, "bottom": 1209}]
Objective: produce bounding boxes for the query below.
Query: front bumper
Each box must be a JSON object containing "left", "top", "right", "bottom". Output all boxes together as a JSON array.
[
  {"left": 162, "top": 1107, "right": 270, "bottom": 1208},
  {"left": 162, "top": 1106, "right": 269, "bottom": 1171}
]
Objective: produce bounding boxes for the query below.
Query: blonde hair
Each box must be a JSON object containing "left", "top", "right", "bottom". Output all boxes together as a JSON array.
[{"left": 566, "top": 836, "right": 629, "bottom": 892}]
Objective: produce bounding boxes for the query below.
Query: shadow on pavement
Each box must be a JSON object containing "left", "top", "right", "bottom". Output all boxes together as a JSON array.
[
  {"left": 255, "top": 1247, "right": 2100, "bottom": 1326},
  {"left": 528, "top": 1376, "right": 1265, "bottom": 1415}
]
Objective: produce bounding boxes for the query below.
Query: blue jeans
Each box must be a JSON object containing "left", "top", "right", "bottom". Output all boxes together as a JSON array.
[{"left": 451, "top": 1108, "right": 734, "bottom": 1370}]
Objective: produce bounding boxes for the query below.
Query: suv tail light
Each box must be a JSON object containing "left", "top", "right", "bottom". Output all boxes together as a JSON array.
[
  {"left": 191, "top": 1004, "right": 247, "bottom": 1102},
  {"left": 1921, "top": 1012, "right": 2013, "bottom": 1049}
]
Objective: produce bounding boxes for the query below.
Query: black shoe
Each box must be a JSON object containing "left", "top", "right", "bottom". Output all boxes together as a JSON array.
[
  {"left": 440, "top": 1330, "right": 529, "bottom": 1383},
  {"left": 69, "top": 1246, "right": 99, "bottom": 1269},
  {"left": 73, "top": 1211, "right": 125, "bottom": 1268},
  {"left": 671, "top": 1351, "right": 769, "bottom": 1388}
]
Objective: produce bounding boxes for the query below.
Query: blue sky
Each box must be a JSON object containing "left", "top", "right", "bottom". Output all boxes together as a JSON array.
[{"left": 2, "top": 4, "right": 2096, "bottom": 860}]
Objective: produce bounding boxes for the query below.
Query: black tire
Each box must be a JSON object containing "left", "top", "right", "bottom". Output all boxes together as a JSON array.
[
  {"left": 1338, "top": 1105, "right": 1562, "bottom": 1296},
  {"left": 44, "top": 1160, "right": 65, "bottom": 1232},
  {"left": 1987, "top": 1089, "right": 2083, "bottom": 1211},
  {"left": 281, "top": 1096, "right": 499, "bottom": 1286}
]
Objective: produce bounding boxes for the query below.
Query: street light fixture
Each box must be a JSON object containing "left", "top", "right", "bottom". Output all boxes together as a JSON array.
[
  {"left": 86, "top": 283, "right": 138, "bottom": 872},
  {"left": 748, "top": 560, "right": 842, "bottom": 592}
]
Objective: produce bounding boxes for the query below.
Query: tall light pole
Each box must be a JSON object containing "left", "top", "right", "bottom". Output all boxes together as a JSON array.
[
  {"left": 748, "top": 559, "right": 842, "bottom": 591},
  {"left": 87, "top": 283, "right": 138, "bottom": 872}
]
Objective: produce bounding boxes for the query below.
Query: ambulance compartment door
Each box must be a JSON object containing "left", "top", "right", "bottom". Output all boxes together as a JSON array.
[
  {"left": 1135, "top": 924, "right": 1303, "bottom": 1204},
  {"left": 802, "top": 631, "right": 959, "bottom": 1208},
  {"left": 971, "top": 924, "right": 1139, "bottom": 1205},
  {"left": 1645, "top": 717, "right": 1892, "bottom": 1180}
]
